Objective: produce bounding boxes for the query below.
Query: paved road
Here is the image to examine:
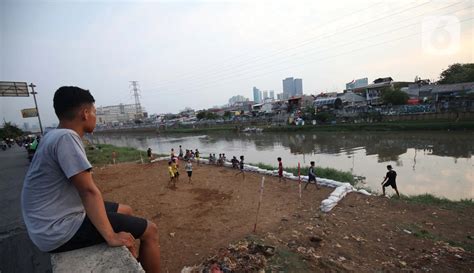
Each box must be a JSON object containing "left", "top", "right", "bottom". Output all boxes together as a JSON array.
[{"left": 0, "top": 146, "right": 51, "bottom": 273}]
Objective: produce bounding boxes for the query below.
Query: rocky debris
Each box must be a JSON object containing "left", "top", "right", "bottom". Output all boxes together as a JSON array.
[{"left": 181, "top": 240, "right": 275, "bottom": 273}]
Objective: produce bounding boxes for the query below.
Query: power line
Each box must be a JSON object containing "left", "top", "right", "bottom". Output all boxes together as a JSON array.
[
  {"left": 145, "top": 1, "right": 466, "bottom": 95},
  {"left": 141, "top": 1, "right": 388, "bottom": 89},
  {"left": 184, "top": 1, "right": 468, "bottom": 88},
  {"left": 143, "top": 1, "right": 432, "bottom": 92},
  {"left": 145, "top": 16, "right": 473, "bottom": 99}
]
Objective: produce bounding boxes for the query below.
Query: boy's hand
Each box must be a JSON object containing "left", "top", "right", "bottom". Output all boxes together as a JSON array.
[{"left": 106, "top": 232, "right": 138, "bottom": 258}]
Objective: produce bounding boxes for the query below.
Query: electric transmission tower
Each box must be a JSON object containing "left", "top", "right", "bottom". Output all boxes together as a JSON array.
[{"left": 130, "top": 81, "right": 142, "bottom": 120}]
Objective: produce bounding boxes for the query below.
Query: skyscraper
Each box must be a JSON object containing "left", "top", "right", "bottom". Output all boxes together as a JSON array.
[
  {"left": 269, "top": 90, "right": 275, "bottom": 100},
  {"left": 282, "top": 77, "right": 295, "bottom": 99},
  {"left": 253, "top": 87, "right": 262, "bottom": 103},
  {"left": 262, "top": 91, "right": 268, "bottom": 100},
  {"left": 282, "top": 77, "right": 303, "bottom": 98},
  {"left": 294, "top": 78, "right": 303, "bottom": 96}
]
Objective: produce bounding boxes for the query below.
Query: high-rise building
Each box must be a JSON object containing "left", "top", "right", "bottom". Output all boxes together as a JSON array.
[
  {"left": 282, "top": 77, "right": 294, "bottom": 99},
  {"left": 294, "top": 78, "right": 303, "bottom": 96},
  {"left": 262, "top": 91, "right": 268, "bottom": 100},
  {"left": 269, "top": 90, "right": 275, "bottom": 100},
  {"left": 282, "top": 77, "right": 303, "bottom": 98},
  {"left": 253, "top": 87, "right": 262, "bottom": 103}
]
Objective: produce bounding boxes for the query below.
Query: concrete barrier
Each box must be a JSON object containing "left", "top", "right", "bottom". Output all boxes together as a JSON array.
[{"left": 51, "top": 243, "right": 144, "bottom": 273}]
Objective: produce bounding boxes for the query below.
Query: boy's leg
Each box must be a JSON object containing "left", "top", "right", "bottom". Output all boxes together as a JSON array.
[
  {"left": 394, "top": 186, "right": 400, "bottom": 198},
  {"left": 138, "top": 221, "right": 160, "bottom": 273}
]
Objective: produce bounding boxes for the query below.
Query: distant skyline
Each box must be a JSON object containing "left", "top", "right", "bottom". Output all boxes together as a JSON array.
[{"left": 1, "top": 0, "right": 473, "bottom": 127}]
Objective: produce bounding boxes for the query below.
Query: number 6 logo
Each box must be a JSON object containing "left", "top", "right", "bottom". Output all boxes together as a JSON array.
[{"left": 422, "top": 15, "right": 460, "bottom": 55}]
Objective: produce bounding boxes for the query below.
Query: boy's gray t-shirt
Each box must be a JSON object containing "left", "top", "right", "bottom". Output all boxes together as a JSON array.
[{"left": 21, "top": 129, "right": 92, "bottom": 252}]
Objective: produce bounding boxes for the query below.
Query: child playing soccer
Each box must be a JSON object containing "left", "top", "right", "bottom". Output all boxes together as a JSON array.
[
  {"left": 234, "top": 155, "right": 245, "bottom": 179},
  {"left": 168, "top": 161, "right": 175, "bottom": 187},
  {"left": 185, "top": 160, "right": 193, "bottom": 183},
  {"left": 277, "top": 157, "right": 286, "bottom": 182},
  {"left": 172, "top": 158, "right": 179, "bottom": 182},
  {"left": 304, "top": 161, "right": 319, "bottom": 189}
]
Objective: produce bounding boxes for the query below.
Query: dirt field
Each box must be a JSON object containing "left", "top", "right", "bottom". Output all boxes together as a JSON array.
[{"left": 92, "top": 161, "right": 474, "bottom": 272}]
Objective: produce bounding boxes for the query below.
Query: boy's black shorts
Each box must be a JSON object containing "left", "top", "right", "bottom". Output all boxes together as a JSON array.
[
  {"left": 49, "top": 201, "right": 148, "bottom": 253},
  {"left": 187, "top": 171, "right": 192, "bottom": 177},
  {"left": 383, "top": 181, "right": 397, "bottom": 189}
]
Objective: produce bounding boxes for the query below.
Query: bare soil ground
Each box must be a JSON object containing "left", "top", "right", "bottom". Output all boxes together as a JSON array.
[{"left": 93, "top": 161, "right": 474, "bottom": 273}]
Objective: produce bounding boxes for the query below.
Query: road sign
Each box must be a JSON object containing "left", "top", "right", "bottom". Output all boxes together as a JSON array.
[
  {"left": 0, "top": 81, "right": 29, "bottom": 97},
  {"left": 21, "top": 108, "right": 38, "bottom": 118}
]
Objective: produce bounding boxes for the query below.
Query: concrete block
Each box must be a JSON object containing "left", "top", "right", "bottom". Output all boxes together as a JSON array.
[{"left": 51, "top": 243, "right": 144, "bottom": 273}]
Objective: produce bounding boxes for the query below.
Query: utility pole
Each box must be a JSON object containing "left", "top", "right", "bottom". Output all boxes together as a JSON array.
[
  {"left": 29, "top": 83, "right": 44, "bottom": 135},
  {"left": 130, "top": 81, "right": 142, "bottom": 120}
]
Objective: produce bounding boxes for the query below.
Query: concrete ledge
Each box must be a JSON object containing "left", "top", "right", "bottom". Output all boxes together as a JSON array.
[{"left": 51, "top": 243, "right": 144, "bottom": 273}]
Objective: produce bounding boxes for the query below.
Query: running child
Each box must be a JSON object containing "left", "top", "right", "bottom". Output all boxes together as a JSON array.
[
  {"left": 178, "top": 145, "right": 183, "bottom": 159},
  {"left": 185, "top": 160, "right": 193, "bottom": 183},
  {"left": 147, "top": 147, "right": 152, "bottom": 162},
  {"left": 168, "top": 161, "right": 175, "bottom": 187},
  {"left": 195, "top": 149, "right": 200, "bottom": 165},
  {"left": 381, "top": 165, "right": 400, "bottom": 198},
  {"left": 304, "top": 161, "right": 319, "bottom": 189},
  {"left": 234, "top": 155, "right": 245, "bottom": 178},
  {"left": 277, "top": 157, "right": 286, "bottom": 182},
  {"left": 172, "top": 158, "right": 179, "bottom": 182}
]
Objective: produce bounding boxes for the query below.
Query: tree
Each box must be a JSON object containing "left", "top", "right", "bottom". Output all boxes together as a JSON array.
[
  {"left": 0, "top": 122, "right": 24, "bottom": 139},
  {"left": 196, "top": 111, "right": 206, "bottom": 120},
  {"left": 438, "top": 63, "right": 474, "bottom": 84},
  {"left": 223, "top": 111, "right": 232, "bottom": 120},
  {"left": 196, "top": 110, "right": 218, "bottom": 120},
  {"left": 301, "top": 106, "right": 316, "bottom": 121},
  {"left": 381, "top": 88, "right": 409, "bottom": 105}
]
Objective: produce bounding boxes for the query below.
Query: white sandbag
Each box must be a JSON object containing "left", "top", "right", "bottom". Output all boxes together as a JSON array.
[{"left": 357, "top": 189, "right": 371, "bottom": 196}]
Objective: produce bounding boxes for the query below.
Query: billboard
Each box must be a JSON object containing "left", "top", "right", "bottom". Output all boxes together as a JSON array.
[
  {"left": 0, "top": 81, "right": 29, "bottom": 97},
  {"left": 21, "top": 108, "right": 38, "bottom": 118}
]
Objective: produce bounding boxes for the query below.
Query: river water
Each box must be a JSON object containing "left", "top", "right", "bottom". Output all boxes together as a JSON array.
[{"left": 91, "top": 131, "right": 474, "bottom": 200}]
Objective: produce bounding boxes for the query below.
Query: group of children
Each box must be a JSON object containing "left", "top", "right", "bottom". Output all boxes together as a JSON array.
[
  {"left": 167, "top": 146, "right": 196, "bottom": 188},
  {"left": 162, "top": 147, "right": 323, "bottom": 189},
  {"left": 208, "top": 153, "right": 228, "bottom": 166},
  {"left": 152, "top": 145, "right": 399, "bottom": 196}
]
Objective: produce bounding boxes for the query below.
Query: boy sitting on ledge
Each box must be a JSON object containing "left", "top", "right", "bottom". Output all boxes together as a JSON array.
[{"left": 21, "top": 86, "right": 160, "bottom": 273}]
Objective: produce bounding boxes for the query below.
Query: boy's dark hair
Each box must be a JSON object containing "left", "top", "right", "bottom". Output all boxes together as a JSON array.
[
  {"left": 240, "top": 155, "right": 244, "bottom": 160},
  {"left": 53, "top": 86, "right": 95, "bottom": 120},
  {"left": 277, "top": 157, "right": 282, "bottom": 161},
  {"left": 310, "top": 161, "right": 315, "bottom": 165},
  {"left": 387, "top": 165, "right": 392, "bottom": 169}
]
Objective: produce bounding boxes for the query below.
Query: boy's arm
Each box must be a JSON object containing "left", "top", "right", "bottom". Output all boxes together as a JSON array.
[{"left": 70, "top": 171, "right": 137, "bottom": 256}]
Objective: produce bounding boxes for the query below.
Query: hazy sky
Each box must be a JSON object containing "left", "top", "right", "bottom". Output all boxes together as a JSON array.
[{"left": 1, "top": 0, "right": 473, "bottom": 128}]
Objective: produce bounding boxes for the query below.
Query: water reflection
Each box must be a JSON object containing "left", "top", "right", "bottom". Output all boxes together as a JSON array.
[
  {"left": 189, "top": 131, "right": 473, "bottom": 161},
  {"left": 91, "top": 131, "right": 473, "bottom": 200}
]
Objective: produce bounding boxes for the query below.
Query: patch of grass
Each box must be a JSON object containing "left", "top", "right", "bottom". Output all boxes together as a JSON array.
[
  {"left": 252, "top": 162, "right": 355, "bottom": 184},
  {"left": 264, "top": 120, "right": 474, "bottom": 132},
  {"left": 85, "top": 144, "right": 166, "bottom": 165},
  {"left": 400, "top": 193, "right": 474, "bottom": 210},
  {"left": 267, "top": 248, "right": 311, "bottom": 273},
  {"left": 404, "top": 224, "right": 474, "bottom": 252}
]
